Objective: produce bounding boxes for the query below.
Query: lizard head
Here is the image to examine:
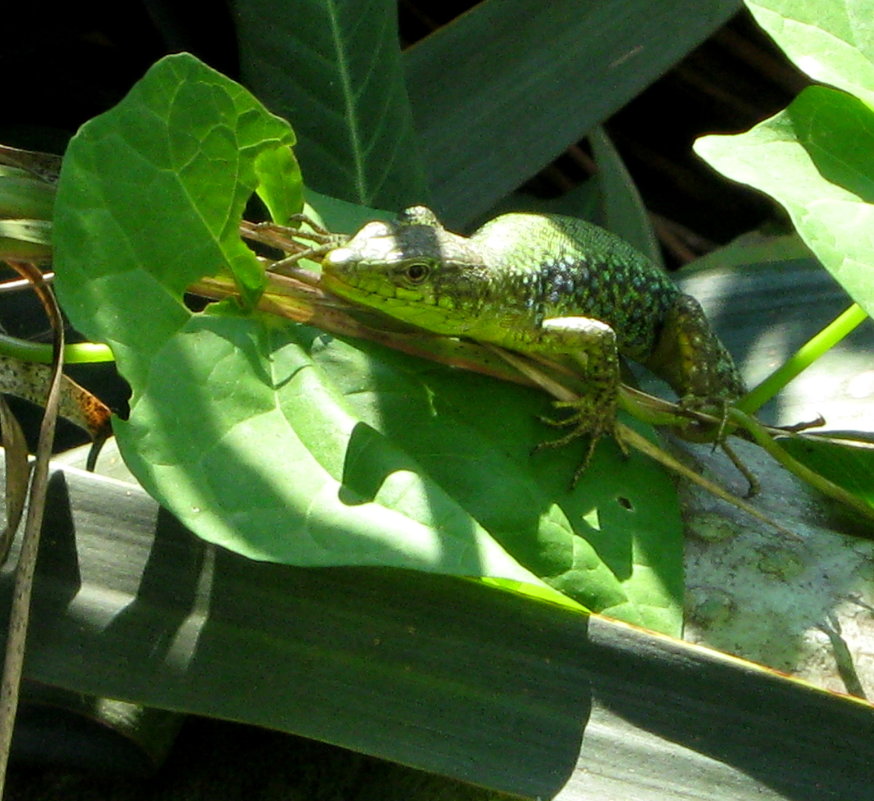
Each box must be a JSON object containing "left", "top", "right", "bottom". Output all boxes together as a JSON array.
[{"left": 320, "top": 206, "right": 489, "bottom": 334}]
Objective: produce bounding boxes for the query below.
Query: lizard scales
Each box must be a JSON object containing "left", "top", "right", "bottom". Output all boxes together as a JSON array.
[{"left": 321, "top": 206, "right": 744, "bottom": 405}]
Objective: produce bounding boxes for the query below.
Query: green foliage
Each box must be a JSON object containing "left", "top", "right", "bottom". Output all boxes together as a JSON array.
[
  {"left": 49, "top": 0, "right": 759, "bottom": 637},
  {"left": 590, "top": 126, "right": 664, "bottom": 269},
  {"left": 19, "top": 2, "right": 874, "bottom": 797},
  {"left": 694, "top": 0, "right": 874, "bottom": 515},
  {"left": 779, "top": 432, "right": 874, "bottom": 506},
  {"left": 53, "top": 53, "right": 685, "bottom": 633},
  {"left": 746, "top": 0, "right": 874, "bottom": 107},
  {"left": 54, "top": 55, "right": 302, "bottom": 315},
  {"left": 404, "top": 0, "right": 740, "bottom": 227},
  {"left": 696, "top": 0, "right": 874, "bottom": 318},
  {"left": 0, "top": 160, "right": 55, "bottom": 262},
  {"left": 48, "top": 0, "right": 874, "bottom": 637},
  {"left": 231, "top": 0, "right": 430, "bottom": 210},
  {"left": 8, "top": 460, "right": 873, "bottom": 800}
]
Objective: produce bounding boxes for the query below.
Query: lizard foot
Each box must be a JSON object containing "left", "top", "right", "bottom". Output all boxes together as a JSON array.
[
  {"left": 676, "top": 395, "right": 759, "bottom": 497},
  {"left": 675, "top": 395, "right": 733, "bottom": 443},
  {"left": 535, "top": 395, "right": 624, "bottom": 486}
]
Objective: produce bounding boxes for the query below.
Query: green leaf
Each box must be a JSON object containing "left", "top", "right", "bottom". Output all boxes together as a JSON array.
[
  {"left": 0, "top": 219, "right": 53, "bottom": 262},
  {"left": 309, "top": 334, "right": 684, "bottom": 633},
  {"left": 17, "top": 684, "right": 182, "bottom": 773},
  {"left": 0, "top": 219, "right": 51, "bottom": 247},
  {"left": 746, "top": 0, "right": 874, "bottom": 106},
  {"left": 590, "top": 126, "right": 663, "bottom": 269},
  {"left": 254, "top": 142, "right": 304, "bottom": 225},
  {"left": 9, "top": 460, "right": 874, "bottom": 801},
  {"left": 689, "top": 230, "right": 814, "bottom": 273},
  {"left": 695, "top": 85, "right": 874, "bottom": 318},
  {"left": 303, "top": 187, "right": 391, "bottom": 234},
  {"left": 778, "top": 433, "right": 874, "bottom": 507},
  {"left": 0, "top": 166, "right": 55, "bottom": 219},
  {"left": 0, "top": 153, "right": 59, "bottom": 263},
  {"left": 232, "top": 0, "right": 429, "bottom": 210},
  {"left": 53, "top": 53, "right": 302, "bottom": 314},
  {"left": 51, "top": 54, "right": 683, "bottom": 630},
  {"left": 405, "top": 0, "right": 741, "bottom": 227}
]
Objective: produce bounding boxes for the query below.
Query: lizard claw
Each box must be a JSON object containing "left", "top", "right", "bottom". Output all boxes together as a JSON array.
[
  {"left": 535, "top": 394, "right": 623, "bottom": 486},
  {"left": 676, "top": 395, "right": 759, "bottom": 497},
  {"left": 675, "top": 394, "right": 733, "bottom": 443}
]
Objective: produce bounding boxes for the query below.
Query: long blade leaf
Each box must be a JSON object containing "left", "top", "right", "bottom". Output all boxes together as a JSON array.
[
  {"left": 3, "top": 460, "right": 872, "bottom": 800},
  {"left": 406, "top": 0, "right": 741, "bottom": 226}
]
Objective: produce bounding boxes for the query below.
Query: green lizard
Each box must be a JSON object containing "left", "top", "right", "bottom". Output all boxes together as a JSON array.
[{"left": 320, "top": 206, "right": 745, "bottom": 474}]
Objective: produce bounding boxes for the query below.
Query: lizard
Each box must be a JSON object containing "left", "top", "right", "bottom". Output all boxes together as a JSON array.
[{"left": 319, "top": 206, "right": 745, "bottom": 479}]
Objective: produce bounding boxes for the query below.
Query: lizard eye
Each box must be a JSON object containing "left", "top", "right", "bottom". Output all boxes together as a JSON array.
[{"left": 404, "top": 262, "right": 431, "bottom": 284}]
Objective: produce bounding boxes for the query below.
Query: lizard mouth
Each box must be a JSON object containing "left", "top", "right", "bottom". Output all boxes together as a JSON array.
[
  {"left": 319, "top": 270, "right": 425, "bottom": 333},
  {"left": 319, "top": 270, "right": 386, "bottom": 309},
  {"left": 319, "top": 269, "right": 356, "bottom": 296}
]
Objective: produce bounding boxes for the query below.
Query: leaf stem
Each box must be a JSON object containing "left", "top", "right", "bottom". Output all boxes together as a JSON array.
[
  {"left": 617, "top": 422, "right": 799, "bottom": 540},
  {"left": 729, "top": 406, "right": 874, "bottom": 523},
  {"left": 0, "top": 334, "right": 114, "bottom": 365},
  {"left": 737, "top": 303, "right": 868, "bottom": 414}
]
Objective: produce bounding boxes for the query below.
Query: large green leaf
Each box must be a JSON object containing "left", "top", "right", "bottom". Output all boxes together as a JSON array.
[
  {"left": 51, "top": 53, "right": 684, "bottom": 631},
  {"left": 232, "top": 0, "right": 429, "bottom": 210},
  {"left": 695, "top": 85, "right": 874, "bottom": 317},
  {"left": 52, "top": 53, "right": 302, "bottom": 313},
  {"left": 746, "top": 0, "right": 874, "bottom": 106},
  {"left": 696, "top": 1, "right": 874, "bottom": 318},
  {"left": 405, "top": 0, "right": 741, "bottom": 227},
  {"left": 5, "top": 460, "right": 873, "bottom": 800},
  {"left": 778, "top": 433, "right": 874, "bottom": 506}
]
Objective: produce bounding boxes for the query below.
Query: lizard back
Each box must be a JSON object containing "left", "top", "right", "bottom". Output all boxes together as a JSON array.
[{"left": 470, "top": 213, "right": 680, "bottom": 361}]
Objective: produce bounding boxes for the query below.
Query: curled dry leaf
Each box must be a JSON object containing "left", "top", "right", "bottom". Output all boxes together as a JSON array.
[{"left": 0, "top": 356, "right": 111, "bottom": 440}]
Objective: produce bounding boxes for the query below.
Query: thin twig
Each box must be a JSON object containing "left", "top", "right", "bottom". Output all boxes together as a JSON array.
[
  {"left": 483, "top": 343, "right": 799, "bottom": 538},
  {"left": 617, "top": 423, "right": 800, "bottom": 540},
  {"left": 0, "top": 272, "right": 54, "bottom": 294}
]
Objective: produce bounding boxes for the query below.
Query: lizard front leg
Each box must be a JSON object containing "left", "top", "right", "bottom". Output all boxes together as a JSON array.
[{"left": 525, "top": 316, "right": 622, "bottom": 483}]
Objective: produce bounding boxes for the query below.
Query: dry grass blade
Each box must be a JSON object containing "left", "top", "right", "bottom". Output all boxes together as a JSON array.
[
  {"left": 0, "top": 399, "right": 30, "bottom": 567},
  {"left": 0, "top": 145, "right": 61, "bottom": 183},
  {"left": 189, "top": 271, "right": 538, "bottom": 387},
  {"left": 0, "top": 261, "right": 65, "bottom": 797}
]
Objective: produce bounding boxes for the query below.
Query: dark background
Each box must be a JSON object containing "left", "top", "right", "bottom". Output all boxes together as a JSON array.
[{"left": 2, "top": 1, "right": 807, "bottom": 262}]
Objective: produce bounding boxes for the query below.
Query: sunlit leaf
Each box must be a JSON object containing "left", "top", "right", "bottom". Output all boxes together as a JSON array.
[
  {"left": 746, "top": 0, "right": 874, "bottom": 105},
  {"left": 52, "top": 54, "right": 684, "bottom": 630},
  {"left": 695, "top": 86, "right": 874, "bottom": 317}
]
